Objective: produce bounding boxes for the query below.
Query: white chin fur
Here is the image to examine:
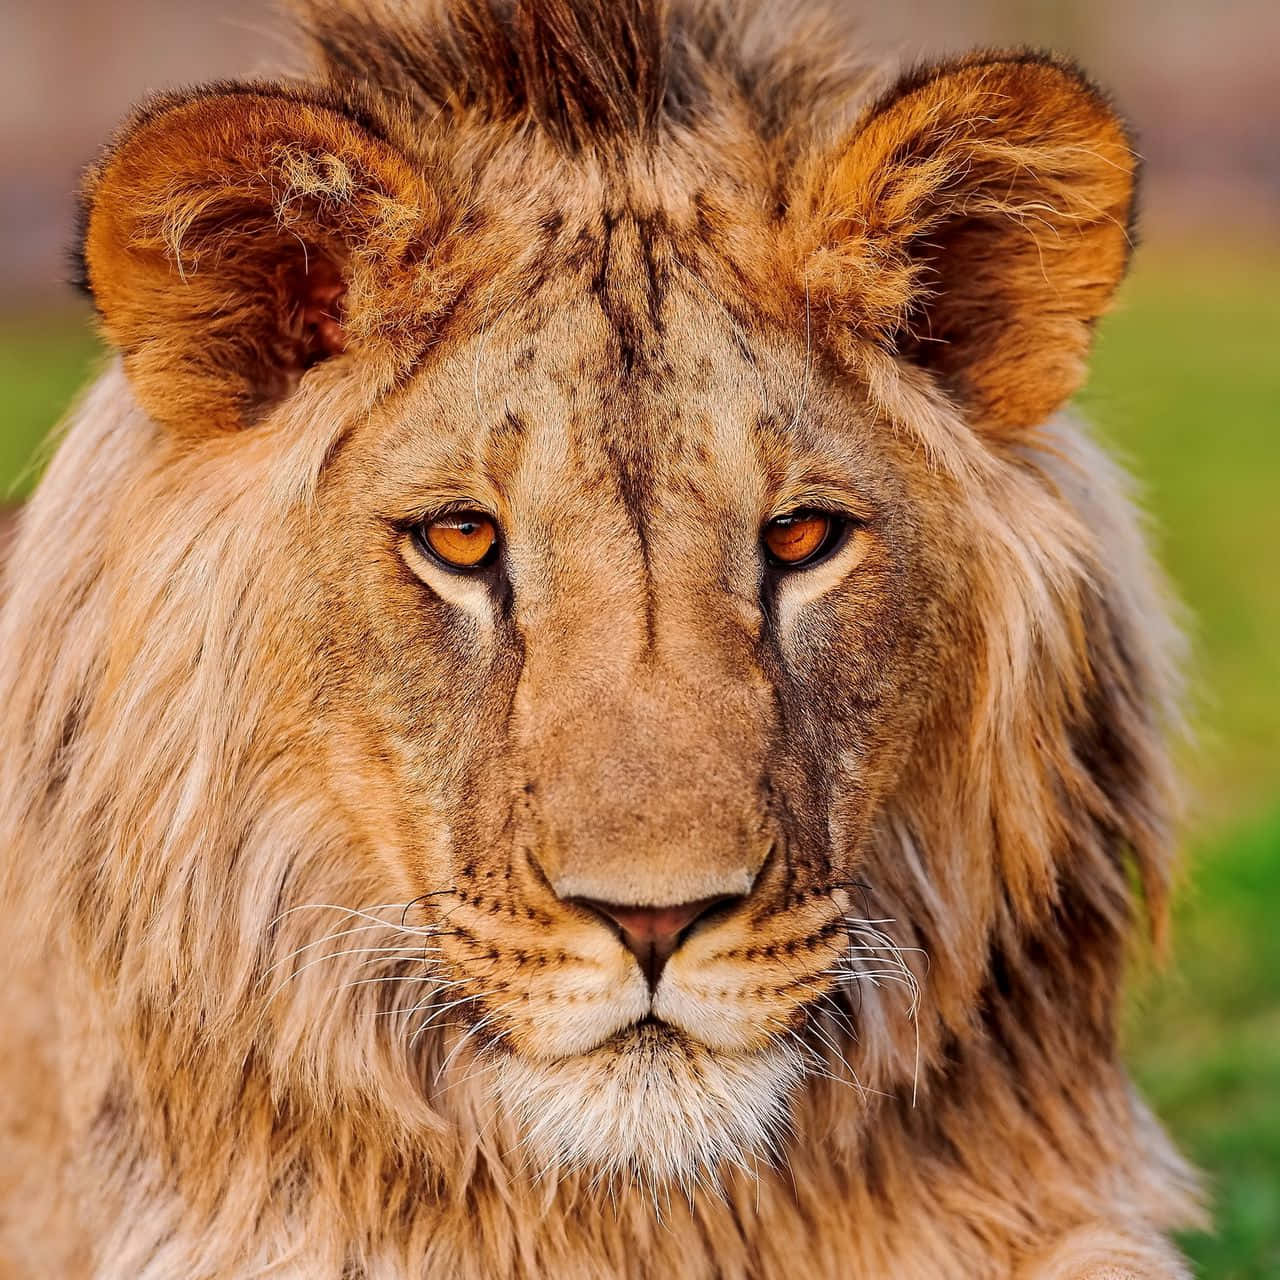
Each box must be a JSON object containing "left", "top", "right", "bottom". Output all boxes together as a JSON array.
[{"left": 491, "top": 1024, "right": 804, "bottom": 1189}]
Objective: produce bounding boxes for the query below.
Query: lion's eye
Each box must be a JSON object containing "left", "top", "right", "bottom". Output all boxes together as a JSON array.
[
  {"left": 762, "top": 510, "right": 845, "bottom": 569},
  {"left": 418, "top": 511, "right": 499, "bottom": 571}
]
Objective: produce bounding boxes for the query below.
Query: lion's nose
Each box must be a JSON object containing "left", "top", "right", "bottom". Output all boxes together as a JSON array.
[{"left": 575, "top": 895, "right": 739, "bottom": 990}]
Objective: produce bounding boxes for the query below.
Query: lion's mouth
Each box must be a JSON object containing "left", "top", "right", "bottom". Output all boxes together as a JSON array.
[
  {"left": 603, "top": 1013, "right": 684, "bottom": 1050},
  {"left": 519, "top": 1010, "right": 704, "bottom": 1070}
]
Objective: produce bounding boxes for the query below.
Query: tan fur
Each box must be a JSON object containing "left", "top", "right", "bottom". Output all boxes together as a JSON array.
[{"left": 1, "top": 3, "right": 1203, "bottom": 1276}]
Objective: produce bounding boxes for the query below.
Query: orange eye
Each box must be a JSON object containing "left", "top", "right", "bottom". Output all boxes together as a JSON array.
[
  {"left": 420, "top": 511, "right": 499, "bottom": 571},
  {"left": 762, "top": 510, "right": 842, "bottom": 568}
]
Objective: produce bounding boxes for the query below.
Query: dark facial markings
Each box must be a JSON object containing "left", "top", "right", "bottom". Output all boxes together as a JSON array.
[
  {"left": 589, "top": 205, "right": 672, "bottom": 375},
  {"left": 583, "top": 204, "right": 685, "bottom": 657}
]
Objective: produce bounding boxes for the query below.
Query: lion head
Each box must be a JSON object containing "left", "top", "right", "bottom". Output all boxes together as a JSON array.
[{"left": 1, "top": 1, "right": 1201, "bottom": 1273}]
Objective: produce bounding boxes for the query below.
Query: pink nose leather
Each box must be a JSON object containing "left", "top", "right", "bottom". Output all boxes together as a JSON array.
[{"left": 577, "top": 896, "right": 736, "bottom": 989}]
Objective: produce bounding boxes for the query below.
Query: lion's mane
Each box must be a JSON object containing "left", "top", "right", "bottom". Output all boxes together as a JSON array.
[{"left": 0, "top": 3, "right": 1204, "bottom": 1277}]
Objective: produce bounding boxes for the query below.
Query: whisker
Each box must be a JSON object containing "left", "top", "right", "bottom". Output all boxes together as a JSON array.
[
  {"left": 347, "top": 950, "right": 446, "bottom": 974},
  {"left": 269, "top": 901, "right": 423, "bottom": 929},
  {"left": 411, "top": 992, "right": 482, "bottom": 1047},
  {"left": 433, "top": 1001, "right": 517, "bottom": 1086},
  {"left": 832, "top": 902, "right": 929, "bottom": 1105},
  {"left": 261, "top": 923, "right": 445, "bottom": 982},
  {"left": 339, "top": 971, "right": 452, "bottom": 992},
  {"left": 263, "top": 945, "right": 445, "bottom": 1001}
]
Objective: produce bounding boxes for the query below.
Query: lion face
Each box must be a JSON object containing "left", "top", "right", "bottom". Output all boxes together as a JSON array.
[
  {"left": 61, "top": 7, "right": 1153, "bottom": 1194},
  {"left": 303, "top": 269, "right": 940, "bottom": 1177}
]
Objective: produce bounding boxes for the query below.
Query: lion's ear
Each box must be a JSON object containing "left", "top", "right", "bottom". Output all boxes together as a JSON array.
[
  {"left": 79, "top": 86, "right": 442, "bottom": 432},
  {"left": 794, "top": 53, "right": 1138, "bottom": 435}
]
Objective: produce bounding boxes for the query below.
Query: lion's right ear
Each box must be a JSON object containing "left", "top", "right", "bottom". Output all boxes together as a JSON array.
[{"left": 79, "top": 85, "right": 444, "bottom": 432}]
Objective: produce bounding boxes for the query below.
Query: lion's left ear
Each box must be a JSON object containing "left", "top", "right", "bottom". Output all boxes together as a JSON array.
[{"left": 792, "top": 53, "right": 1139, "bottom": 434}]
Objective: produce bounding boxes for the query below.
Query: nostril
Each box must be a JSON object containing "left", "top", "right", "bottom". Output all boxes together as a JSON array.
[{"left": 575, "top": 894, "right": 740, "bottom": 990}]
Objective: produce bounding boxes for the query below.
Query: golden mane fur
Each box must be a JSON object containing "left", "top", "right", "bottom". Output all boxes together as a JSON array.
[{"left": 1, "top": 2, "right": 1203, "bottom": 1276}]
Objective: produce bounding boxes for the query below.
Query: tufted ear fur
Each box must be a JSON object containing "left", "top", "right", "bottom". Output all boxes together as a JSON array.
[
  {"left": 793, "top": 52, "right": 1139, "bottom": 435},
  {"left": 78, "top": 85, "right": 446, "bottom": 432}
]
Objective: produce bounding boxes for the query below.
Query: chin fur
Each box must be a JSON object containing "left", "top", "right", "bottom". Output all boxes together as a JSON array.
[{"left": 490, "top": 1024, "right": 805, "bottom": 1191}]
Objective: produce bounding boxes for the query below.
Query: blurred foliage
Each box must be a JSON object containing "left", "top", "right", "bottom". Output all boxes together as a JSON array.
[{"left": 0, "top": 249, "right": 1276, "bottom": 1276}]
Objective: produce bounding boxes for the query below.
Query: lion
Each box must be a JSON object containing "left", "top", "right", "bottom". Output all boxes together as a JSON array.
[{"left": 0, "top": 1, "right": 1205, "bottom": 1276}]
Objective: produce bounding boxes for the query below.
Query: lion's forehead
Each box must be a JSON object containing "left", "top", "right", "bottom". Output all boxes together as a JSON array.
[{"left": 361, "top": 263, "right": 877, "bottom": 547}]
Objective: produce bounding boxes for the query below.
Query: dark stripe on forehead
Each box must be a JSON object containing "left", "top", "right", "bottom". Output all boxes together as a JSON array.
[
  {"left": 591, "top": 210, "right": 640, "bottom": 375},
  {"left": 588, "top": 206, "right": 685, "bottom": 654},
  {"left": 634, "top": 210, "right": 672, "bottom": 333},
  {"left": 600, "top": 403, "right": 658, "bottom": 654},
  {"left": 588, "top": 205, "right": 673, "bottom": 377}
]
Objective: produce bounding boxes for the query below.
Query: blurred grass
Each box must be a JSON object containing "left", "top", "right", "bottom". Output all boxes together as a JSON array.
[
  {"left": 1, "top": 251, "right": 1277, "bottom": 1276},
  {"left": 0, "top": 308, "right": 102, "bottom": 499},
  {"left": 1083, "top": 252, "right": 1280, "bottom": 825},
  {"left": 1131, "top": 807, "right": 1280, "bottom": 1278},
  {"left": 1081, "top": 250, "right": 1280, "bottom": 1279}
]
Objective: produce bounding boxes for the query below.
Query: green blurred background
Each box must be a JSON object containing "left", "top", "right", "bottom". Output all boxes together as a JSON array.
[
  {"left": 1, "top": 1, "right": 1276, "bottom": 1275},
  {"left": 1085, "top": 254, "right": 1280, "bottom": 1279}
]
